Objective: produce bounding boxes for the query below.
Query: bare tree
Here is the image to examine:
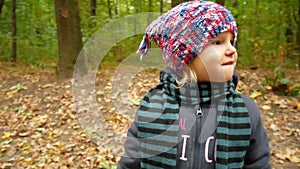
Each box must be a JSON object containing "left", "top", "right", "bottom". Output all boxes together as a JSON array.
[{"left": 55, "top": 0, "right": 86, "bottom": 79}]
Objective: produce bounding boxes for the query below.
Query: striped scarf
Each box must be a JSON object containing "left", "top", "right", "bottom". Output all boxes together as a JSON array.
[{"left": 137, "top": 70, "right": 251, "bottom": 169}]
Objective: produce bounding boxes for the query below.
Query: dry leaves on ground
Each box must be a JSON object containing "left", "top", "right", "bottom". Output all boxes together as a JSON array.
[{"left": 0, "top": 62, "right": 299, "bottom": 169}]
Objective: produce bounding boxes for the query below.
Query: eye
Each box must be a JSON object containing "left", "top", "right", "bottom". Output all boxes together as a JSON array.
[{"left": 212, "top": 40, "right": 222, "bottom": 45}]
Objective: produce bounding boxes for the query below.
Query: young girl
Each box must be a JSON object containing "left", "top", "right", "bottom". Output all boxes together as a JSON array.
[{"left": 118, "top": 1, "right": 271, "bottom": 168}]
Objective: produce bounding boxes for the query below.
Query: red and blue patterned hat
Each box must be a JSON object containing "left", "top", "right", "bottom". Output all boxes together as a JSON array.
[{"left": 137, "top": 0, "right": 238, "bottom": 71}]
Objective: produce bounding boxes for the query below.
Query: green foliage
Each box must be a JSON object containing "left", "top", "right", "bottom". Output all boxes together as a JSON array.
[
  {"left": 100, "top": 35, "right": 143, "bottom": 67},
  {"left": 0, "top": 0, "right": 57, "bottom": 64},
  {"left": 273, "top": 66, "right": 293, "bottom": 86},
  {"left": 265, "top": 66, "right": 293, "bottom": 87},
  {"left": 290, "top": 86, "right": 300, "bottom": 96},
  {"left": 263, "top": 66, "right": 300, "bottom": 97},
  {"left": 227, "top": 0, "right": 299, "bottom": 69},
  {"left": 0, "top": 0, "right": 299, "bottom": 70}
]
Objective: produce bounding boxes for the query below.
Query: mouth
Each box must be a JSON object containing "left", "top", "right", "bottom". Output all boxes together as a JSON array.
[{"left": 221, "top": 61, "right": 235, "bottom": 66}]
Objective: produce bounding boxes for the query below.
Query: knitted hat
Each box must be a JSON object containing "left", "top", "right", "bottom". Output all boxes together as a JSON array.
[{"left": 137, "top": 0, "right": 238, "bottom": 71}]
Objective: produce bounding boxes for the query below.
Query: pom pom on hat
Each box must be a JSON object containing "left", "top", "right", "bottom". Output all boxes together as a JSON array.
[{"left": 137, "top": 0, "right": 238, "bottom": 71}]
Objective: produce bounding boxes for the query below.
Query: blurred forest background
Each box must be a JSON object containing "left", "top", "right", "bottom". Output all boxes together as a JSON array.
[
  {"left": 0, "top": 0, "right": 300, "bottom": 75},
  {"left": 0, "top": 0, "right": 300, "bottom": 168}
]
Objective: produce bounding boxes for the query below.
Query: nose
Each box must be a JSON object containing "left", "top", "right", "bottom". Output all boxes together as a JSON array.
[{"left": 225, "top": 42, "right": 236, "bottom": 57}]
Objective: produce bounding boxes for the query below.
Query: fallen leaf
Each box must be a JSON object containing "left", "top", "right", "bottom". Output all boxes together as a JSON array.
[
  {"left": 265, "top": 85, "right": 272, "bottom": 90},
  {"left": 270, "top": 123, "right": 280, "bottom": 131},
  {"left": 250, "top": 90, "right": 262, "bottom": 99},
  {"left": 289, "top": 155, "right": 300, "bottom": 163},
  {"left": 262, "top": 105, "right": 271, "bottom": 110},
  {"left": 1, "top": 132, "right": 11, "bottom": 139}
]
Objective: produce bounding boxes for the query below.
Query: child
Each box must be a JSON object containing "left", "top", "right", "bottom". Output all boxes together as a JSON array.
[{"left": 118, "top": 1, "right": 271, "bottom": 168}]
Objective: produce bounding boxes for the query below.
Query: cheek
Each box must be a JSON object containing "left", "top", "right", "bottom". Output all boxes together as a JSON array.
[{"left": 199, "top": 52, "right": 220, "bottom": 67}]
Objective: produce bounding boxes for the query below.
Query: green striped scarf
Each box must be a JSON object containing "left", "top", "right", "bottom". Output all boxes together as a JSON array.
[{"left": 137, "top": 71, "right": 251, "bottom": 169}]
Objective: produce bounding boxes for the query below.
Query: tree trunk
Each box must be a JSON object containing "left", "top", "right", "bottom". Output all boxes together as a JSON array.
[
  {"left": 90, "top": 0, "right": 96, "bottom": 16},
  {"left": 107, "top": 0, "right": 112, "bottom": 18},
  {"left": 215, "top": 0, "right": 225, "bottom": 6},
  {"left": 149, "top": 0, "right": 153, "bottom": 12},
  {"left": 286, "top": 22, "right": 293, "bottom": 58},
  {"left": 55, "top": 0, "right": 86, "bottom": 79},
  {"left": 114, "top": 0, "right": 118, "bottom": 15},
  {"left": 254, "top": 0, "right": 259, "bottom": 37},
  {"left": 284, "top": 0, "right": 293, "bottom": 58},
  {"left": 90, "top": 0, "right": 96, "bottom": 28},
  {"left": 298, "top": 0, "right": 300, "bottom": 68},
  {"left": 11, "top": 0, "right": 16, "bottom": 62},
  {"left": 160, "top": 0, "right": 163, "bottom": 14},
  {"left": 0, "top": 0, "right": 5, "bottom": 15},
  {"left": 172, "top": 0, "right": 188, "bottom": 7}
]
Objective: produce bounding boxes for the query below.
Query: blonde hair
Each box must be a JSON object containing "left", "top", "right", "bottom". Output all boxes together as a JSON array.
[{"left": 176, "top": 67, "right": 198, "bottom": 88}]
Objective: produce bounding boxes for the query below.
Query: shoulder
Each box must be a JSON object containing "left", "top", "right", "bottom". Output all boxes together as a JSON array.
[
  {"left": 138, "top": 83, "right": 179, "bottom": 118},
  {"left": 139, "top": 83, "right": 177, "bottom": 111},
  {"left": 239, "top": 94, "right": 262, "bottom": 130},
  {"left": 240, "top": 94, "right": 260, "bottom": 114},
  {"left": 141, "top": 84, "right": 164, "bottom": 104},
  {"left": 139, "top": 84, "right": 164, "bottom": 109}
]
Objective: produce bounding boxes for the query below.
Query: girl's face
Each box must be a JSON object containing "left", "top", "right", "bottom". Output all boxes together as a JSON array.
[{"left": 189, "top": 31, "right": 237, "bottom": 82}]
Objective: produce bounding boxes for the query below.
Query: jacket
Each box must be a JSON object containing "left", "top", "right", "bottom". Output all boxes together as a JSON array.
[{"left": 117, "top": 69, "right": 271, "bottom": 169}]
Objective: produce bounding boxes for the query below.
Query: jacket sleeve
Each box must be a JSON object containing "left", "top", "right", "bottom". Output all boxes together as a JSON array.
[
  {"left": 117, "top": 121, "right": 141, "bottom": 169},
  {"left": 241, "top": 95, "right": 272, "bottom": 169}
]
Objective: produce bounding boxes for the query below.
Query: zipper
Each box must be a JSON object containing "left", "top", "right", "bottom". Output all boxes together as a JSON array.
[{"left": 193, "top": 107, "right": 203, "bottom": 169}]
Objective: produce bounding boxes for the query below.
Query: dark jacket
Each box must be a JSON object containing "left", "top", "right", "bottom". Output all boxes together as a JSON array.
[{"left": 117, "top": 70, "right": 271, "bottom": 169}]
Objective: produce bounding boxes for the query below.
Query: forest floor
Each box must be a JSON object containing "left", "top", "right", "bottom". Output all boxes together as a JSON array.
[{"left": 0, "top": 61, "right": 299, "bottom": 169}]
